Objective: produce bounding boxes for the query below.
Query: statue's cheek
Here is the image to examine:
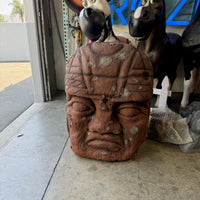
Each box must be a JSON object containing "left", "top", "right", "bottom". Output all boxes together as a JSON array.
[{"left": 117, "top": 114, "right": 149, "bottom": 139}]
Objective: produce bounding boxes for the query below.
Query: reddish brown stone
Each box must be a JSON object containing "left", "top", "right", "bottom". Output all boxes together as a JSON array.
[{"left": 65, "top": 42, "right": 153, "bottom": 161}]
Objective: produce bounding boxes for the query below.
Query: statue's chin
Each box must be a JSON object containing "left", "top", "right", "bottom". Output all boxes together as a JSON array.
[
  {"left": 84, "top": 32, "right": 101, "bottom": 41},
  {"left": 134, "top": 36, "right": 148, "bottom": 41}
]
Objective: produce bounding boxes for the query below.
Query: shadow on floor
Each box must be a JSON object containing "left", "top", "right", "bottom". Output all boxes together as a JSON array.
[{"left": 0, "top": 77, "right": 34, "bottom": 132}]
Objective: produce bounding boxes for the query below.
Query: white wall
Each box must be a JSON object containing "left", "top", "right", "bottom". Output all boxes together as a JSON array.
[{"left": 0, "top": 23, "right": 30, "bottom": 62}]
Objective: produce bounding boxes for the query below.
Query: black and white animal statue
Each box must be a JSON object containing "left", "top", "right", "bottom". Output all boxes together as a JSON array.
[
  {"left": 180, "top": 2, "right": 200, "bottom": 109},
  {"left": 79, "top": 0, "right": 119, "bottom": 42},
  {"left": 129, "top": 0, "right": 182, "bottom": 108}
]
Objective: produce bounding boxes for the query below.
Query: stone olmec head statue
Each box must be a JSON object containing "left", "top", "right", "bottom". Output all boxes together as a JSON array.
[{"left": 65, "top": 42, "right": 153, "bottom": 161}]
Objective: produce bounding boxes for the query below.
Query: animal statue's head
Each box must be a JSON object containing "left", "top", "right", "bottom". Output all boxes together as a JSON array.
[
  {"left": 129, "top": 0, "right": 166, "bottom": 41},
  {"left": 79, "top": 0, "right": 118, "bottom": 42}
]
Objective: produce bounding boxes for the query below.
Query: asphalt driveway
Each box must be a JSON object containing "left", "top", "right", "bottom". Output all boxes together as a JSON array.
[{"left": 0, "top": 77, "right": 34, "bottom": 132}]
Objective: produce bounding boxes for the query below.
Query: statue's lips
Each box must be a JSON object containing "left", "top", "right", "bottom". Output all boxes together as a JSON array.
[{"left": 86, "top": 132, "right": 123, "bottom": 152}]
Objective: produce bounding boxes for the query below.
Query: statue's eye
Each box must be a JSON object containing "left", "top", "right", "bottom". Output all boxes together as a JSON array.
[
  {"left": 82, "top": 0, "right": 88, "bottom": 7},
  {"left": 150, "top": 0, "right": 157, "bottom": 4},
  {"left": 117, "top": 105, "right": 140, "bottom": 118},
  {"left": 142, "top": 0, "right": 147, "bottom": 5},
  {"left": 72, "top": 102, "right": 91, "bottom": 112},
  {"left": 68, "top": 97, "right": 95, "bottom": 115}
]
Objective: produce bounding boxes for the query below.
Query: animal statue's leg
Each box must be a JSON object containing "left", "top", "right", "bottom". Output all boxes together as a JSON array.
[
  {"left": 154, "top": 72, "right": 167, "bottom": 108},
  {"left": 181, "top": 68, "right": 197, "bottom": 109}
]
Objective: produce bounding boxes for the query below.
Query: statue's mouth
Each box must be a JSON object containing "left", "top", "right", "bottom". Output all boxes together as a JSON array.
[
  {"left": 134, "top": 36, "right": 147, "bottom": 41},
  {"left": 129, "top": 17, "right": 155, "bottom": 40},
  {"left": 85, "top": 132, "right": 123, "bottom": 152}
]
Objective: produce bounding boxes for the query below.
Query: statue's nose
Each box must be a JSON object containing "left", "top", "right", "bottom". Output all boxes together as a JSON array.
[
  {"left": 88, "top": 111, "right": 122, "bottom": 135},
  {"left": 84, "top": 8, "right": 94, "bottom": 18}
]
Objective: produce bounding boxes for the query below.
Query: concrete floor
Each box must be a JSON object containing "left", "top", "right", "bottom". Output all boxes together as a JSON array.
[{"left": 0, "top": 93, "right": 200, "bottom": 200}]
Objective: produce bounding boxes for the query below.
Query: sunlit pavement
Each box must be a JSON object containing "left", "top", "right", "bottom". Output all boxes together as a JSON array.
[{"left": 0, "top": 62, "right": 32, "bottom": 91}]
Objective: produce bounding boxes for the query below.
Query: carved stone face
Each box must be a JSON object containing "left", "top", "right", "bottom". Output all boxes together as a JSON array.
[{"left": 65, "top": 42, "right": 153, "bottom": 161}]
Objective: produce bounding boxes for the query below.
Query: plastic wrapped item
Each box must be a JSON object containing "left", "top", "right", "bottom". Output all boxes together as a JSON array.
[
  {"left": 148, "top": 108, "right": 193, "bottom": 144},
  {"left": 179, "top": 102, "right": 200, "bottom": 153},
  {"left": 180, "top": 101, "right": 200, "bottom": 119},
  {"left": 179, "top": 130, "right": 200, "bottom": 153}
]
